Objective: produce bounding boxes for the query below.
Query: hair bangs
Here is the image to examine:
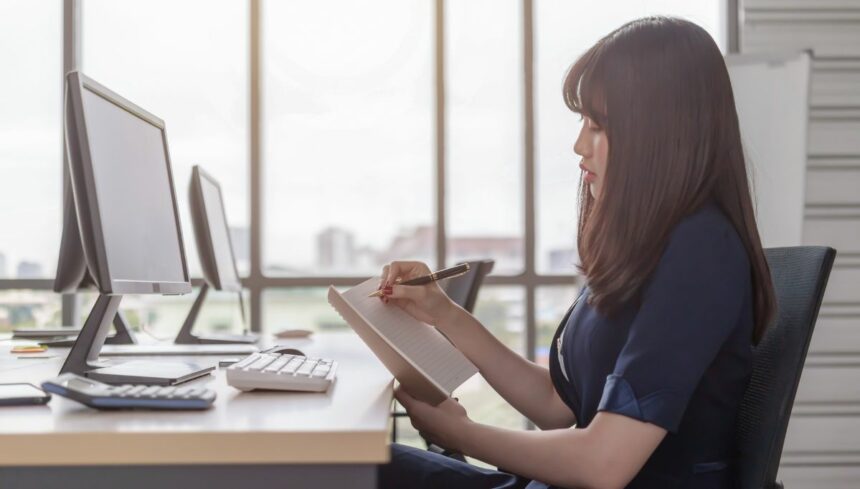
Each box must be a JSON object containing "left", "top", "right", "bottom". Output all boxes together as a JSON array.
[{"left": 563, "top": 44, "right": 608, "bottom": 128}]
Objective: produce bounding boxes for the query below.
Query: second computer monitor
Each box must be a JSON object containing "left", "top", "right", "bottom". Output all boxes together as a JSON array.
[
  {"left": 189, "top": 165, "right": 242, "bottom": 292},
  {"left": 174, "top": 165, "right": 255, "bottom": 345}
]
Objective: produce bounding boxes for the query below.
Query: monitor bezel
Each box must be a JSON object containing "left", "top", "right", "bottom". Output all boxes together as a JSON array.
[
  {"left": 189, "top": 165, "right": 243, "bottom": 293},
  {"left": 64, "top": 71, "right": 191, "bottom": 295}
]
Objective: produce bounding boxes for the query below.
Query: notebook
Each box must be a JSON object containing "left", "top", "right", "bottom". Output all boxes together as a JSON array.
[{"left": 327, "top": 278, "right": 478, "bottom": 405}]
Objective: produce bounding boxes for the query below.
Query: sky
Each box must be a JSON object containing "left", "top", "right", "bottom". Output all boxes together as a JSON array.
[{"left": 0, "top": 0, "right": 723, "bottom": 279}]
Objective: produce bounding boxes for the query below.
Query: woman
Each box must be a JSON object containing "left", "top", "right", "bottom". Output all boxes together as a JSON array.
[{"left": 378, "top": 16, "right": 775, "bottom": 489}]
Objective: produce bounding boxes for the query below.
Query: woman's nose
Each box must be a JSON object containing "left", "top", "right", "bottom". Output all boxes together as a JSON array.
[{"left": 574, "top": 131, "right": 589, "bottom": 158}]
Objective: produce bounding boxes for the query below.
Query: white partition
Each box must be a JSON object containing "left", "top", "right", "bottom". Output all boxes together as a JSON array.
[
  {"left": 740, "top": 4, "right": 860, "bottom": 485},
  {"left": 726, "top": 52, "right": 811, "bottom": 247}
]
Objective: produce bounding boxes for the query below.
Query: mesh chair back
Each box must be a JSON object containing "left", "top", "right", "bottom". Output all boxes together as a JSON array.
[
  {"left": 736, "top": 246, "right": 836, "bottom": 489},
  {"left": 441, "top": 260, "right": 495, "bottom": 313}
]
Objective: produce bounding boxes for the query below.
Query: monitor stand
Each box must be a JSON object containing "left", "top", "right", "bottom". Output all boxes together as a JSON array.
[
  {"left": 14, "top": 311, "right": 137, "bottom": 346},
  {"left": 105, "top": 312, "right": 138, "bottom": 344},
  {"left": 174, "top": 283, "right": 259, "bottom": 345},
  {"left": 59, "top": 294, "right": 215, "bottom": 385}
]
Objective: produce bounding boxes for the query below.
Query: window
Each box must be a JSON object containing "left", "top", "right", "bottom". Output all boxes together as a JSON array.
[
  {"left": 0, "top": 1, "right": 62, "bottom": 280},
  {"left": 81, "top": 0, "right": 250, "bottom": 276},
  {"left": 0, "top": 291, "right": 62, "bottom": 331},
  {"left": 263, "top": 288, "right": 342, "bottom": 334},
  {"left": 445, "top": 0, "right": 524, "bottom": 274},
  {"left": 262, "top": 0, "right": 435, "bottom": 276},
  {"left": 80, "top": 289, "right": 250, "bottom": 338}
]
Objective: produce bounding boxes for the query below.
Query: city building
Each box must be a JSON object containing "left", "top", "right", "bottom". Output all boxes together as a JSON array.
[{"left": 16, "top": 261, "right": 43, "bottom": 279}]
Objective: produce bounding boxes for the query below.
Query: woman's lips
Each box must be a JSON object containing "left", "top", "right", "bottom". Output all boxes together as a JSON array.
[{"left": 579, "top": 163, "right": 597, "bottom": 183}]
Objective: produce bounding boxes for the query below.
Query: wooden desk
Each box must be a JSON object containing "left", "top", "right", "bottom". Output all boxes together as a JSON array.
[{"left": 0, "top": 332, "right": 394, "bottom": 489}]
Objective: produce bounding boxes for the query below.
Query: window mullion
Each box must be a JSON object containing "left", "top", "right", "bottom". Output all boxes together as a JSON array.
[
  {"left": 249, "top": 0, "right": 263, "bottom": 332},
  {"left": 434, "top": 0, "right": 447, "bottom": 270}
]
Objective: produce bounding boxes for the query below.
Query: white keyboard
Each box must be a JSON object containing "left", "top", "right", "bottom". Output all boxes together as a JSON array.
[{"left": 226, "top": 352, "right": 337, "bottom": 393}]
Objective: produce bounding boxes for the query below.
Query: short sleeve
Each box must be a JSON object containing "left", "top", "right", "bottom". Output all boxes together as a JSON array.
[{"left": 596, "top": 213, "right": 750, "bottom": 433}]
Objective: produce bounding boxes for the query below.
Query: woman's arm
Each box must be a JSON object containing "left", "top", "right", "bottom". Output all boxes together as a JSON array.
[
  {"left": 460, "top": 412, "right": 665, "bottom": 489},
  {"left": 382, "top": 261, "right": 575, "bottom": 429},
  {"left": 435, "top": 303, "right": 576, "bottom": 429},
  {"left": 396, "top": 388, "right": 665, "bottom": 489}
]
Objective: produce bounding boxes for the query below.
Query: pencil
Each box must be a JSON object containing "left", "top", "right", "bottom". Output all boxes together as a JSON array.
[{"left": 367, "top": 263, "right": 471, "bottom": 297}]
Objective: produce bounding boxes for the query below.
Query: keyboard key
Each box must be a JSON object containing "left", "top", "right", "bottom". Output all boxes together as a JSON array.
[
  {"left": 263, "top": 357, "right": 290, "bottom": 373},
  {"left": 247, "top": 355, "right": 277, "bottom": 371},
  {"left": 312, "top": 365, "right": 330, "bottom": 378},
  {"left": 281, "top": 358, "right": 303, "bottom": 374},
  {"left": 233, "top": 354, "right": 260, "bottom": 369},
  {"left": 296, "top": 361, "right": 317, "bottom": 376},
  {"left": 110, "top": 385, "right": 134, "bottom": 394}
]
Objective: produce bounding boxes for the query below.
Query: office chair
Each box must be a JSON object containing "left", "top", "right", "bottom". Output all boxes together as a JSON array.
[
  {"left": 391, "top": 260, "right": 495, "bottom": 449},
  {"left": 736, "top": 246, "right": 836, "bottom": 489}
]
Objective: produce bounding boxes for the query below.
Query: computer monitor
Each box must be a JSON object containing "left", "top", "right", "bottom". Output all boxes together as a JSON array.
[
  {"left": 59, "top": 71, "right": 213, "bottom": 385},
  {"left": 38, "top": 177, "right": 138, "bottom": 345},
  {"left": 173, "top": 165, "right": 257, "bottom": 344}
]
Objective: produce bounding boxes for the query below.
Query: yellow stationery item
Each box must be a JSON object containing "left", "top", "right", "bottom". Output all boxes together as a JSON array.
[{"left": 11, "top": 345, "right": 48, "bottom": 354}]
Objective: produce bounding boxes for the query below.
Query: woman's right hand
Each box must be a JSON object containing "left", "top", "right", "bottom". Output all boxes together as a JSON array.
[{"left": 379, "top": 261, "right": 460, "bottom": 327}]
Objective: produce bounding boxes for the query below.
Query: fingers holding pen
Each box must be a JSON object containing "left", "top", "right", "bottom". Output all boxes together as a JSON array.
[
  {"left": 378, "top": 264, "right": 390, "bottom": 290},
  {"left": 385, "top": 283, "right": 426, "bottom": 302},
  {"left": 378, "top": 262, "right": 421, "bottom": 304},
  {"left": 378, "top": 264, "right": 397, "bottom": 303},
  {"left": 382, "top": 261, "right": 429, "bottom": 287}
]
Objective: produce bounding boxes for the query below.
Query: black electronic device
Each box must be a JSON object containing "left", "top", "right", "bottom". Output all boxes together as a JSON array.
[
  {"left": 58, "top": 71, "right": 211, "bottom": 385},
  {"left": 0, "top": 383, "right": 51, "bottom": 406},
  {"left": 174, "top": 165, "right": 257, "bottom": 345},
  {"left": 42, "top": 373, "right": 215, "bottom": 410}
]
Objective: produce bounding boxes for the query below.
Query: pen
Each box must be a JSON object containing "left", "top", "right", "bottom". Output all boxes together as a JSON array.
[{"left": 367, "top": 263, "right": 471, "bottom": 297}]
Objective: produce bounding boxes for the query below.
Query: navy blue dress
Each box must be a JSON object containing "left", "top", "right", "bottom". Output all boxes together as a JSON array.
[
  {"left": 380, "top": 202, "right": 754, "bottom": 489},
  {"left": 548, "top": 202, "right": 754, "bottom": 488}
]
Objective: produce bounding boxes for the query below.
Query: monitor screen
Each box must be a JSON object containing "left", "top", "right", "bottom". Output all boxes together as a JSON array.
[
  {"left": 199, "top": 174, "right": 241, "bottom": 291},
  {"left": 81, "top": 87, "right": 187, "bottom": 287}
]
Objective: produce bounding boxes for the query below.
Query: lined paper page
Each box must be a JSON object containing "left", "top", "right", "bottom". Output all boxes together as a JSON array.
[{"left": 339, "top": 278, "right": 477, "bottom": 394}]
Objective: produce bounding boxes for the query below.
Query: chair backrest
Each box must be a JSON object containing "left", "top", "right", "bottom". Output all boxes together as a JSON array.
[
  {"left": 736, "top": 246, "right": 836, "bottom": 489},
  {"left": 441, "top": 260, "right": 495, "bottom": 313}
]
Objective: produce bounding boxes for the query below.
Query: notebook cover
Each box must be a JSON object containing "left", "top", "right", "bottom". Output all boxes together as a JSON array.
[{"left": 327, "top": 285, "right": 449, "bottom": 405}]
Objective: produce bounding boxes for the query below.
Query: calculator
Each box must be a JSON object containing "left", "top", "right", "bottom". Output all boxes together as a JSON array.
[{"left": 42, "top": 373, "right": 216, "bottom": 410}]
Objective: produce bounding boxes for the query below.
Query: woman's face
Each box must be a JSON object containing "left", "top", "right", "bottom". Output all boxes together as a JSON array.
[{"left": 574, "top": 116, "right": 608, "bottom": 198}]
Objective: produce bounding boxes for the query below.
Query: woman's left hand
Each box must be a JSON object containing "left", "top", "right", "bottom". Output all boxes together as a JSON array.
[{"left": 395, "top": 387, "right": 473, "bottom": 452}]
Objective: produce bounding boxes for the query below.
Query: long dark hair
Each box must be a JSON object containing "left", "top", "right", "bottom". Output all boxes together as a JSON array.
[{"left": 564, "top": 16, "right": 775, "bottom": 344}]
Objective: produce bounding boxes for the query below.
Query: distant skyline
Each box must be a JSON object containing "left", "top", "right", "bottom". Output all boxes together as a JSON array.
[{"left": 313, "top": 224, "right": 531, "bottom": 275}]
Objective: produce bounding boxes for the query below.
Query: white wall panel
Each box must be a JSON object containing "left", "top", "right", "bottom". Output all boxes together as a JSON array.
[
  {"left": 804, "top": 218, "right": 860, "bottom": 252},
  {"left": 805, "top": 170, "right": 860, "bottom": 205},
  {"left": 741, "top": 1, "right": 860, "bottom": 484}
]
